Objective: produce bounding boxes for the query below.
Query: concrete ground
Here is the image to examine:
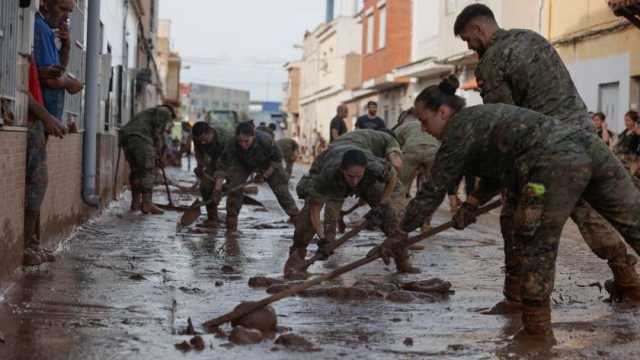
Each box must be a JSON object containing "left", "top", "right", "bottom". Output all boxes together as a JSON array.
[{"left": 1, "top": 163, "right": 639, "bottom": 359}]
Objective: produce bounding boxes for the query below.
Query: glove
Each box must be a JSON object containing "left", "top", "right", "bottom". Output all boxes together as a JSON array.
[
  {"left": 254, "top": 173, "right": 265, "bottom": 184},
  {"left": 367, "top": 233, "right": 406, "bottom": 265},
  {"left": 452, "top": 202, "right": 478, "bottom": 230},
  {"left": 263, "top": 166, "right": 275, "bottom": 179},
  {"left": 316, "top": 238, "right": 334, "bottom": 260},
  {"left": 364, "top": 206, "right": 385, "bottom": 227},
  {"left": 194, "top": 167, "right": 204, "bottom": 178}
]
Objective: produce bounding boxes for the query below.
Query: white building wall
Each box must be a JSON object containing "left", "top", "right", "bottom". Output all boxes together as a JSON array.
[
  {"left": 412, "top": 0, "right": 440, "bottom": 61},
  {"left": 100, "top": 0, "right": 126, "bottom": 66},
  {"left": 567, "top": 54, "right": 630, "bottom": 133}
]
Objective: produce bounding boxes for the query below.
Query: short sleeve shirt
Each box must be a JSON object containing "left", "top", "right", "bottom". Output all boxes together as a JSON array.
[
  {"left": 33, "top": 13, "right": 65, "bottom": 119},
  {"left": 329, "top": 116, "right": 348, "bottom": 142},
  {"left": 355, "top": 115, "right": 386, "bottom": 131}
]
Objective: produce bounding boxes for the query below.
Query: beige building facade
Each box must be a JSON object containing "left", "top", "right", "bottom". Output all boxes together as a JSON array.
[{"left": 544, "top": 0, "right": 640, "bottom": 132}]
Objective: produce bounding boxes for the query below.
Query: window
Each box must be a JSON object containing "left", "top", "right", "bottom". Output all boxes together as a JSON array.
[
  {"left": 0, "top": 0, "right": 19, "bottom": 126},
  {"left": 366, "top": 14, "right": 374, "bottom": 54},
  {"left": 378, "top": 6, "right": 386, "bottom": 49},
  {"left": 445, "top": 0, "right": 457, "bottom": 15}
]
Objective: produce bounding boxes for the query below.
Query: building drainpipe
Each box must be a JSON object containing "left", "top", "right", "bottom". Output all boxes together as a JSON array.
[{"left": 82, "top": 0, "right": 101, "bottom": 207}]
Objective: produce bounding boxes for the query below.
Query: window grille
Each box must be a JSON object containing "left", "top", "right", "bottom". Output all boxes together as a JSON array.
[
  {"left": 63, "top": 1, "right": 86, "bottom": 128},
  {"left": 0, "top": 0, "right": 19, "bottom": 126}
]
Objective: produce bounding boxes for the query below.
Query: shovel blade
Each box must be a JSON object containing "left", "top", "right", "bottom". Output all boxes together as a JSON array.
[{"left": 180, "top": 200, "right": 203, "bottom": 226}]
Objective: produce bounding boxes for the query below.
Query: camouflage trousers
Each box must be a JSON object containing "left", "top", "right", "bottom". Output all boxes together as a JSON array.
[
  {"left": 121, "top": 135, "right": 156, "bottom": 193},
  {"left": 505, "top": 133, "right": 640, "bottom": 307},
  {"left": 399, "top": 150, "right": 435, "bottom": 197},
  {"left": 283, "top": 157, "right": 295, "bottom": 179},
  {"left": 225, "top": 163, "right": 299, "bottom": 217},
  {"left": 291, "top": 180, "right": 406, "bottom": 253},
  {"left": 199, "top": 170, "right": 218, "bottom": 203},
  {"left": 26, "top": 121, "right": 48, "bottom": 211}
]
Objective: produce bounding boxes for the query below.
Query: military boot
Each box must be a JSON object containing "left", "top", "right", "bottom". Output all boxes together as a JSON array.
[
  {"left": 482, "top": 275, "right": 523, "bottom": 315},
  {"left": 23, "top": 247, "right": 43, "bottom": 267},
  {"left": 226, "top": 215, "right": 239, "bottom": 235},
  {"left": 606, "top": 254, "right": 640, "bottom": 302},
  {"left": 284, "top": 247, "right": 308, "bottom": 280},
  {"left": 393, "top": 247, "right": 421, "bottom": 274},
  {"left": 130, "top": 190, "right": 142, "bottom": 211},
  {"left": 520, "top": 303, "right": 553, "bottom": 338},
  {"left": 199, "top": 205, "right": 218, "bottom": 228},
  {"left": 141, "top": 193, "right": 164, "bottom": 215}
]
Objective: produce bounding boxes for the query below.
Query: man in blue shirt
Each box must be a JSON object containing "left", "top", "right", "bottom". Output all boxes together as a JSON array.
[
  {"left": 24, "top": 0, "right": 81, "bottom": 267},
  {"left": 34, "top": 0, "right": 83, "bottom": 120}
]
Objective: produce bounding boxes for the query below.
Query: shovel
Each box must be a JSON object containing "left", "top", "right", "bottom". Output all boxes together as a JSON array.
[
  {"left": 302, "top": 216, "right": 370, "bottom": 271},
  {"left": 179, "top": 179, "right": 257, "bottom": 227},
  {"left": 202, "top": 200, "right": 502, "bottom": 330}
]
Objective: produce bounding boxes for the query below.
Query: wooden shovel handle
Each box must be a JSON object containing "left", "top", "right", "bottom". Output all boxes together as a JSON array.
[{"left": 202, "top": 200, "right": 502, "bottom": 330}]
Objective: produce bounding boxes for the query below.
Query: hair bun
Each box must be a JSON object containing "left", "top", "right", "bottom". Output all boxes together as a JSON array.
[{"left": 438, "top": 75, "right": 460, "bottom": 96}]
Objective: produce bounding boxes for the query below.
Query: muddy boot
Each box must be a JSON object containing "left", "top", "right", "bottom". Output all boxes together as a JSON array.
[
  {"left": 516, "top": 303, "right": 555, "bottom": 343},
  {"left": 316, "top": 238, "right": 333, "bottom": 261},
  {"left": 393, "top": 247, "right": 421, "bottom": 274},
  {"left": 141, "top": 193, "right": 164, "bottom": 215},
  {"left": 482, "top": 275, "right": 523, "bottom": 315},
  {"left": 606, "top": 254, "right": 640, "bottom": 302},
  {"left": 23, "top": 248, "right": 43, "bottom": 267},
  {"left": 35, "top": 245, "right": 56, "bottom": 263},
  {"left": 130, "top": 191, "right": 142, "bottom": 211},
  {"left": 284, "top": 247, "right": 308, "bottom": 280},
  {"left": 199, "top": 205, "right": 218, "bottom": 228},
  {"left": 226, "top": 215, "right": 239, "bottom": 235}
]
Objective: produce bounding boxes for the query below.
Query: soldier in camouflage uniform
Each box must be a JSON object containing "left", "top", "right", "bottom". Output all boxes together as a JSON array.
[
  {"left": 454, "top": 3, "right": 640, "bottom": 310},
  {"left": 329, "top": 129, "right": 403, "bottom": 172},
  {"left": 216, "top": 122, "right": 299, "bottom": 234},
  {"left": 394, "top": 110, "right": 441, "bottom": 231},
  {"left": 276, "top": 137, "right": 300, "bottom": 179},
  {"left": 119, "top": 105, "right": 175, "bottom": 214},
  {"left": 396, "top": 79, "right": 640, "bottom": 338},
  {"left": 283, "top": 145, "right": 417, "bottom": 279},
  {"left": 192, "top": 121, "right": 234, "bottom": 228}
]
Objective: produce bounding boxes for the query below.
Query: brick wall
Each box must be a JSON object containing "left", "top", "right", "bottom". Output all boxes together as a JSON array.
[
  {"left": 362, "top": 0, "right": 412, "bottom": 82},
  {"left": 0, "top": 130, "right": 27, "bottom": 282},
  {"left": 0, "top": 130, "right": 129, "bottom": 283},
  {"left": 96, "top": 133, "right": 129, "bottom": 203},
  {"left": 40, "top": 134, "right": 91, "bottom": 248}
]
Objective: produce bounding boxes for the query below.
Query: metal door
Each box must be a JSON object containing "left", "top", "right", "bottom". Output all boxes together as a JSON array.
[{"left": 598, "top": 82, "right": 620, "bottom": 126}]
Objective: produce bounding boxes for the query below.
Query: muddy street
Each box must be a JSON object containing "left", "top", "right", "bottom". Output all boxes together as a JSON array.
[{"left": 1, "top": 164, "right": 640, "bottom": 360}]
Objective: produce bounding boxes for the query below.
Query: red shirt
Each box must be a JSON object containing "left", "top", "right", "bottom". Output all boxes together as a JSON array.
[{"left": 28, "top": 58, "right": 45, "bottom": 125}]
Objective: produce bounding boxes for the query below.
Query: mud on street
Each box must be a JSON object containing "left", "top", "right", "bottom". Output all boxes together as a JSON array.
[{"left": 1, "top": 164, "right": 640, "bottom": 360}]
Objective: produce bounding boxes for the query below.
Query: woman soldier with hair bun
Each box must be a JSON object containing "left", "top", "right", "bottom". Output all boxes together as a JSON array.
[{"left": 379, "top": 76, "right": 640, "bottom": 340}]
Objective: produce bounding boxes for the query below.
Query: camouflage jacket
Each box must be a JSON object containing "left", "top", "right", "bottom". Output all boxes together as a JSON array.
[
  {"left": 394, "top": 117, "right": 440, "bottom": 157},
  {"left": 277, "top": 138, "right": 299, "bottom": 161},
  {"left": 476, "top": 28, "right": 594, "bottom": 132},
  {"left": 218, "top": 130, "right": 283, "bottom": 174},
  {"left": 120, "top": 106, "right": 173, "bottom": 149},
  {"left": 329, "top": 129, "right": 401, "bottom": 159},
  {"left": 402, "top": 104, "right": 580, "bottom": 231},
  {"left": 297, "top": 144, "right": 395, "bottom": 203},
  {"left": 194, "top": 123, "right": 234, "bottom": 176}
]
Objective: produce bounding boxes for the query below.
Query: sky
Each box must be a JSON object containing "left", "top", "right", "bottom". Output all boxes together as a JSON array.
[{"left": 159, "top": 0, "right": 328, "bottom": 103}]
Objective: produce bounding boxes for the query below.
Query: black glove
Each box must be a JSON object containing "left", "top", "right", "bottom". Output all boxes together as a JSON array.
[
  {"left": 194, "top": 167, "right": 204, "bottom": 178},
  {"left": 365, "top": 207, "right": 385, "bottom": 227},
  {"left": 452, "top": 202, "right": 478, "bottom": 230},
  {"left": 316, "top": 238, "right": 334, "bottom": 261}
]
